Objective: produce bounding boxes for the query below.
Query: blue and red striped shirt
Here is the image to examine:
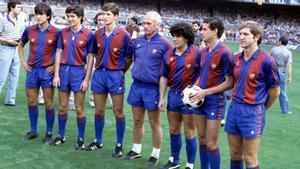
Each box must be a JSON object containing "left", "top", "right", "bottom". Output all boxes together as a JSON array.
[
  {"left": 20, "top": 24, "right": 60, "bottom": 67},
  {"left": 131, "top": 33, "right": 171, "bottom": 85},
  {"left": 93, "top": 26, "right": 133, "bottom": 70},
  {"left": 199, "top": 42, "right": 232, "bottom": 89},
  {"left": 161, "top": 45, "right": 201, "bottom": 92},
  {"left": 229, "top": 48, "right": 280, "bottom": 105},
  {"left": 58, "top": 26, "right": 94, "bottom": 66}
]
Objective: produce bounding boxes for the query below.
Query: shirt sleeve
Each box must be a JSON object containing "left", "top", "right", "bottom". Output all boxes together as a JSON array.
[
  {"left": 221, "top": 49, "right": 233, "bottom": 77},
  {"left": 124, "top": 32, "right": 133, "bottom": 59},
  {"left": 57, "top": 29, "right": 64, "bottom": 49},
  {"left": 160, "top": 52, "right": 169, "bottom": 78},
  {"left": 87, "top": 32, "right": 95, "bottom": 54},
  {"left": 20, "top": 26, "right": 29, "bottom": 47},
  {"left": 265, "top": 56, "right": 280, "bottom": 88}
]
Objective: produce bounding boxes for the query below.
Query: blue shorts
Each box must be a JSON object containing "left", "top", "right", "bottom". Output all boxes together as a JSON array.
[
  {"left": 91, "top": 69, "right": 125, "bottom": 95},
  {"left": 127, "top": 80, "right": 159, "bottom": 111},
  {"left": 194, "top": 94, "right": 225, "bottom": 120},
  {"left": 26, "top": 67, "right": 53, "bottom": 88},
  {"left": 225, "top": 102, "right": 265, "bottom": 139},
  {"left": 167, "top": 90, "right": 194, "bottom": 115},
  {"left": 59, "top": 65, "right": 85, "bottom": 92}
]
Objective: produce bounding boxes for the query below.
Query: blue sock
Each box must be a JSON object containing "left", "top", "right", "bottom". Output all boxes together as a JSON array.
[
  {"left": 95, "top": 114, "right": 105, "bottom": 144},
  {"left": 200, "top": 144, "right": 209, "bottom": 169},
  {"left": 247, "top": 165, "right": 260, "bottom": 169},
  {"left": 58, "top": 113, "right": 68, "bottom": 138},
  {"left": 185, "top": 137, "right": 197, "bottom": 164},
  {"left": 170, "top": 133, "right": 182, "bottom": 165},
  {"left": 28, "top": 105, "right": 39, "bottom": 134},
  {"left": 208, "top": 147, "right": 221, "bottom": 169},
  {"left": 116, "top": 116, "right": 125, "bottom": 146},
  {"left": 231, "top": 159, "right": 244, "bottom": 169},
  {"left": 77, "top": 116, "right": 86, "bottom": 140},
  {"left": 45, "top": 108, "right": 55, "bottom": 134}
]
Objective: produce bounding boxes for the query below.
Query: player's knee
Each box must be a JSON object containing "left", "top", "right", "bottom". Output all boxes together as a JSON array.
[
  {"left": 59, "top": 104, "right": 68, "bottom": 113},
  {"left": 113, "top": 107, "right": 123, "bottom": 116},
  {"left": 169, "top": 125, "right": 180, "bottom": 135},
  {"left": 244, "top": 152, "right": 257, "bottom": 165},
  {"left": 133, "top": 117, "right": 144, "bottom": 128},
  {"left": 27, "top": 97, "right": 38, "bottom": 106},
  {"left": 44, "top": 100, "right": 54, "bottom": 109},
  {"left": 95, "top": 107, "right": 105, "bottom": 115},
  {"left": 207, "top": 140, "right": 218, "bottom": 150},
  {"left": 75, "top": 106, "right": 84, "bottom": 114},
  {"left": 184, "top": 129, "right": 195, "bottom": 139},
  {"left": 230, "top": 148, "right": 243, "bottom": 160},
  {"left": 149, "top": 118, "right": 160, "bottom": 130}
]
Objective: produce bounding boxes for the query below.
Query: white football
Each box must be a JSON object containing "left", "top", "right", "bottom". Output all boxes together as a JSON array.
[{"left": 181, "top": 85, "right": 205, "bottom": 108}]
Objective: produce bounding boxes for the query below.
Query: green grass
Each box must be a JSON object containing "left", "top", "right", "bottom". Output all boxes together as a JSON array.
[{"left": 0, "top": 42, "right": 299, "bottom": 169}]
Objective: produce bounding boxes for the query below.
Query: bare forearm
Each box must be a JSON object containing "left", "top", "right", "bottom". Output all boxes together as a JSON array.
[
  {"left": 205, "top": 76, "right": 233, "bottom": 95},
  {"left": 18, "top": 44, "right": 25, "bottom": 63},
  {"left": 159, "top": 77, "right": 168, "bottom": 100},
  {"left": 265, "top": 87, "right": 280, "bottom": 110},
  {"left": 287, "top": 63, "right": 292, "bottom": 79},
  {"left": 84, "top": 53, "right": 94, "bottom": 81},
  {"left": 54, "top": 49, "right": 62, "bottom": 77}
]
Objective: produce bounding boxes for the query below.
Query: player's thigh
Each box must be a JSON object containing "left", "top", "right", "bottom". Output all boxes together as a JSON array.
[
  {"left": 243, "top": 137, "right": 261, "bottom": 157},
  {"left": 132, "top": 106, "right": 146, "bottom": 125},
  {"left": 228, "top": 134, "right": 243, "bottom": 160},
  {"left": 58, "top": 90, "right": 70, "bottom": 108},
  {"left": 167, "top": 111, "right": 182, "bottom": 134},
  {"left": 93, "top": 93, "right": 108, "bottom": 115},
  {"left": 206, "top": 119, "right": 221, "bottom": 143},
  {"left": 195, "top": 114, "right": 207, "bottom": 138},
  {"left": 42, "top": 87, "right": 54, "bottom": 107},
  {"left": 182, "top": 114, "right": 196, "bottom": 139},
  {"left": 74, "top": 91, "right": 86, "bottom": 107},
  {"left": 111, "top": 93, "right": 124, "bottom": 116},
  {"left": 26, "top": 88, "right": 39, "bottom": 105}
]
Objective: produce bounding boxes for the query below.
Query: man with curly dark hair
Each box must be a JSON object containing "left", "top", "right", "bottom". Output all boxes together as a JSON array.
[{"left": 159, "top": 22, "right": 201, "bottom": 169}]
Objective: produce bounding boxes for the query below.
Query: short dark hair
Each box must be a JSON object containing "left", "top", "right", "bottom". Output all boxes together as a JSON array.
[
  {"left": 203, "top": 17, "right": 224, "bottom": 38},
  {"left": 94, "top": 11, "right": 104, "bottom": 24},
  {"left": 65, "top": 5, "right": 84, "bottom": 23},
  {"left": 239, "top": 20, "right": 264, "bottom": 45},
  {"left": 170, "top": 22, "right": 195, "bottom": 46},
  {"left": 131, "top": 16, "right": 138, "bottom": 24},
  {"left": 192, "top": 21, "right": 200, "bottom": 26},
  {"left": 35, "top": 3, "right": 52, "bottom": 22},
  {"left": 279, "top": 34, "right": 289, "bottom": 46},
  {"left": 102, "top": 3, "right": 119, "bottom": 16},
  {"left": 7, "top": 0, "right": 21, "bottom": 12}
]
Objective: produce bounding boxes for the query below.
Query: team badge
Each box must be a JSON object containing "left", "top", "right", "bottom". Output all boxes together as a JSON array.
[
  {"left": 211, "top": 64, "right": 216, "bottom": 69},
  {"left": 170, "top": 57, "right": 174, "bottom": 62},
  {"left": 48, "top": 39, "right": 53, "bottom": 44},
  {"left": 137, "top": 44, "right": 140, "bottom": 48},
  {"left": 186, "top": 64, "right": 192, "bottom": 69},
  {"left": 249, "top": 73, "right": 255, "bottom": 80},
  {"left": 113, "top": 48, "right": 118, "bottom": 53},
  {"left": 31, "top": 38, "right": 35, "bottom": 42},
  {"left": 79, "top": 41, "right": 84, "bottom": 45},
  {"left": 236, "top": 61, "right": 240, "bottom": 66},
  {"left": 152, "top": 49, "right": 157, "bottom": 54},
  {"left": 63, "top": 39, "right": 67, "bottom": 43},
  {"left": 98, "top": 44, "right": 101, "bottom": 47}
]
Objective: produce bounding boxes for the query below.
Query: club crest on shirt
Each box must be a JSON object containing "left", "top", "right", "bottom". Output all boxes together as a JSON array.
[
  {"left": 170, "top": 57, "right": 174, "bottom": 62},
  {"left": 79, "top": 41, "right": 84, "bottom": 45},
  {"left": 48, "top": 39, "right": 53, "bottom": 44},
  {"left": 152, "top": 48, "right": 157, "bottom": 54},
  {"left": 186, "top": 64, "right": 192, "bottom": 69},
  {"left": 211, "top": 64, "right": 217, "bottom": 69},
  {"left": 97, "top": 43, "right": 101, "bottom": 47},
  {"left": 236, "top": 61, "right": 240, "bottom": 66},
  {"left": 31, "top": 38, "right": 35, "bottom": 42},
  {"left": 249, "top": 73, "right": 255, "bottom": 80},
  {"left": 113, "top": 48, "right": 118, "bottom": 53},
  {"left": 63, "top": 39, "right": 67, "bottom": 43}
]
